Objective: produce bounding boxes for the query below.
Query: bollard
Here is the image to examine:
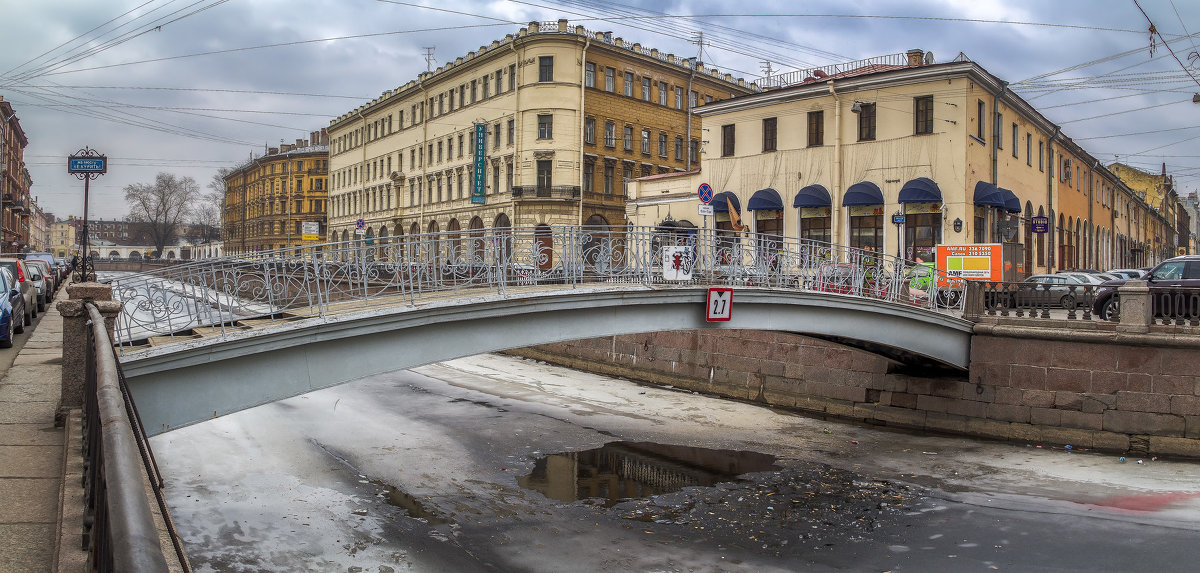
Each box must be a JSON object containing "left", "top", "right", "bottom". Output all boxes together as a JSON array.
[
  {"left": 1115, "top": 280, "right": 1152, "bottom": 334},
  {"left": 56, "top": 282, "right": 120, "bottom": 426}
]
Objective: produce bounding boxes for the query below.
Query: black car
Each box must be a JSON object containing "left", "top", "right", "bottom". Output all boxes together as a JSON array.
[{"left": 1092, "top": 255, "right": 1200, "bottom": 321}]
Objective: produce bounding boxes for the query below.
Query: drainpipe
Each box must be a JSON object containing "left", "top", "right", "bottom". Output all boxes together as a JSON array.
[
  {"left": 355, "top": 110, "right": 368, "bottom": 236},
  {"left": 578, "top": 34, "right": 591, "bottom": 226},
  {"left": 510, "top": 39, "right": 521, "bottom": 226},
  {"left": 991, "top": 81, "right": 1008, "bottom": 243},
  {"left": 829, "top": 80, "right": 844, "bottom": 247},
  {"left": 1047, "top": 126, "right": 1060, "bottom": 273},
  {"left": 685, "top": 59, "right": 698, "bottom": 171},
  {"left": 1089, "top": 160, "right": 1097, "bottom": 268},
  {"left": 418, "top": 78, "right": 428, "bottom": 222}
]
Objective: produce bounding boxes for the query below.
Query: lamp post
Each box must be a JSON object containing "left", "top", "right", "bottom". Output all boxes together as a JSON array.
[{"left": 67, "top": 147, "right": 106, "bottom": 281}]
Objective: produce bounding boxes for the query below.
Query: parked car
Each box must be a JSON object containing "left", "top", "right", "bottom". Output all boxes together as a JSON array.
[
  {"left": 1013, "top": 273, "right": 1090, "bottom": 309},
  {"left": 1056, "top": 271, "right": 1106, "bottom": 285},
  {"left": 23, "top": 259, "right": 56, "bottom": 302},
  {"left": 23, "top": 252, "right": 61, "bottom": 283},
  {"left": 1107, "top": 268, "right": 1146, "bottom": 280},
  {"left": 0, "top": 258, "right": 36, "bottom": 325},
  {"left": 1092, "top": 255, "right": 1200, "bottom": 321},
  {"left": 0, "top": 267, "right": 26, "bottom": 347}
]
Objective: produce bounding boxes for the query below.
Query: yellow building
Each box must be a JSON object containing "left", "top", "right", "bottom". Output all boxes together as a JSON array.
[
  {"left": 326, "top": 20, "right": 756, "bottom": 248},
  {"left": 49, "top": 220, "right": 75, "bottom": 258},
  {"left": 223, "top": 131, "right": 329, "bottom": 254},
  {"left": 628, "top": 50, "right": 1175, "bottom": 274}
]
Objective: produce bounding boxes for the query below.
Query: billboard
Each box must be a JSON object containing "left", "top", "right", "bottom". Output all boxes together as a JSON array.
[{"left": 937, "top": 244, "right": 1003, "bottom": 281}]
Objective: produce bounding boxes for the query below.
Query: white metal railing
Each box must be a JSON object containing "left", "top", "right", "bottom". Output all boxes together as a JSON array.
[{"left": 103, "top": 225, "right": 966, "bottom": 348}]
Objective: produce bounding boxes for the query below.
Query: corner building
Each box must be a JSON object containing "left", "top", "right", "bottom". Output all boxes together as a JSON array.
[
  {"left": 326, "top": 20, "right": 756, "bottom": 246},
  {"left": 223, "top": 131, "right": 329, "bottom": 254}
]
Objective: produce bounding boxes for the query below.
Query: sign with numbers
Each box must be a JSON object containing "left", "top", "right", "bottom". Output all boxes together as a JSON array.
[{"left": 706, "top": 287, "right": 733, "bottom": 322}]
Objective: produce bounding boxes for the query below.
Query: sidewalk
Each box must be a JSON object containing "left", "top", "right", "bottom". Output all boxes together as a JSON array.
[{"left": 0, "top": 292, "right": 65, "bottom": 573}]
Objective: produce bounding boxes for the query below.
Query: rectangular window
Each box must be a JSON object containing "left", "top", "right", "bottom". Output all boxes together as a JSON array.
[
  {"left": 624, "top": 72, "right": 634, "bottom": 96},
  {"left": 538, "top": 56, "right": 553, "bottom": 82},
  {"left": 471, "top": 80, "right": 477, "bottom": 103},
  {"left": 605, "top": 121, "right": 616, "bottom": 147},
  {"left": 1026, "top": 133, "right": 1033, "bottom": 166},
  {"left": 438, "top": 94, "right": 444, "bottom": 115},
  {"left": 689, "top": 90, "right": 697, "bottom": 108},
  {"left": 537, "top": 159, "right": 552, "bottom": 189},
  {"left": 437, "top": 141, "right": 443, "bottom": 163},
  {"left": 604, "top": 164, "right": 614, "bottom": 194},
  {"left": 675, "top": 136, "right": 683, "bottom": 160},
  {"left": 689, "top": 139, "right": 698, "bottom": 163},
  {"left": 675, "top": 87, "right": 683, "bottom": 109},
  {"left": 493, "top": 123, "right": 501, "bottom": 149},
  {"left": 585, "top": 62, "right": 595, "bottom": 88},
  {"left": 507, "top": 119, "right": 514, "bottom": 145},
  {"left": 722, "top": 124, "right": 735, "bottom": 156},
  {"left": 583, "top": 162, "right": 594, "bottom": 193},
  {"left": 1012, "top": 123, "right": 1019, "bottom": 158},
  {"left": 658, "top": 82, "right": 668, "bottom": 106},
  {"left": 457, "top": 135, "right": 464, "bottom": 158},
  {"left": 642, "top": 77, "right": 651, "bottom": 101},
  {"left": 584, "top": 117, "right": 595, "bottom": 144},
  {"left": 658, "top": 132, "right": 667, "bottom": 157},
  {"left": 623, "top": 126, "right": 633, "bottom": 151},
  {"left": 807, "top": 111, "right": 824, "bottom": 147},
  {"left": 857, "top": 103, "right": 876, "bottom": 141},
  {"left": 482, "top": 76, "right": 490, "bottom": 98},
  {"left": 1038, "top": 141, "right": 1045, "bottom": 171},
  {"left": 641, "top": 128, "right": 651, "bottom": 155},
  {"left": 977, "top": 99, "right": 986, "bottom": 139},
  {"left": 509, "top": 64, "right": 516, "bottom": 90},
  {"left": 538, "top": 114, "right": 553, "bottom": 139},
  {"left": 762, "top": 117, "right": 778, "bottom": 151},
  {"left": 915, "top": 96, "right": 933, "bottom": 135},
  {"left": 495, "top": 69, "right": 503, "bottom": 93},
  {"left": 605, "top": 67, "right": 614, "bottom": 92}
]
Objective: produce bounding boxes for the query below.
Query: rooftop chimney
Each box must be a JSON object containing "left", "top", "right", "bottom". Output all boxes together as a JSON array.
[{"left": 907, "top": 49, "right": 925, "bottom": 67}]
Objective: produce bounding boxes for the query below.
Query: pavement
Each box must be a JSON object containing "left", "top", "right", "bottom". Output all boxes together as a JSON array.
[{"left": 0, "top": 287, "right": 67, "bottom": 573}]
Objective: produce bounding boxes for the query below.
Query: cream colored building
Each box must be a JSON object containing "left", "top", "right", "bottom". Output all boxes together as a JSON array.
[
  {"left": 326, "top": 20, "right": 756, "bottom": 250},
  {"left": 628, "top": 50, "right": 1173, "bottom": 274},
  {"left": 50, "top": 219, "right": 75, "bottom": 258}
]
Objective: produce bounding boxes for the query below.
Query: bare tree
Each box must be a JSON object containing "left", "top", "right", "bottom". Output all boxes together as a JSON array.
[
  {"left": 192, "top": 167, "right": 231, "bottom": 243},
  {"left": 124, "top": 172, "right": 200, "bottom": 256}
]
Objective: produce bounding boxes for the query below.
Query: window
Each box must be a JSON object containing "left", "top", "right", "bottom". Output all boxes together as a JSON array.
[
  {"left": 538, "top": 56, "right": 553, "bottom": 82},
  {"left": 807, "top": 111, "right": 824, "bottom": 147},
  {"left": 689, "top": 139, "right": 698, "bottom": 163},
  {"left": 721, "top": 124, "right": 735, "bottom": 156},
  {"left": 605, "top": 67, "right": 615, "bottom": 92},
  {"left": 536, "top": 160, "right": 552, "bottom": 189},
  {"left": 457, "top": 135, "right": 464, "bottom": 158},
  {"left": 689, "top": 90, "right": 697, "bottom": 108},
  {"left": 584, "top": 117, "right": 595, "bottom": 144},
  {"left": 605, "top": 121, "right": 616, "bottom": 147},
  {"left": 496, "top": 70, "right": 503, "bottom": 93},
  {"left": 493, "top": 123, "right": 501, "bottom": 148},
  {"left": 507, "top": 119, "right": 514, "bottom": 145},
  {"left": 641, "top": 128, "right": 651, "bottom": 155},
  {"left": 471, "top": 80, "right": 477, "bottom": 103},
  {"left": 759, "top": 117, "right": 777, "bottom": 151},
  {"left": 482, "top": 76, "right": 490, "bottom": 98},
  {"left": 509, "top": 64, "right": 516, "bottom": 90},
  {"left": 675, "top": 87, "right": 683, "bottom": 109},
  {"left": 1039, "top": 141, "right": 1045, "bottom": 171},
  {"left": 658, "top": 132, "right": 667, "bottom": 157},
  {"left": 1012, "top": 123, "right": 1019, "bottom": 158},
  {"left": 538, "top": 114, "right": 553, "bottom": 139},
  {"left": 914, "top": 96, "right": 933, "bottom": 135},
  {"left": 437, "top": 141, "right": 443, "bottom": 163},
  {"left": 642, "top": 77, "right": 651, "bottom": 101},
  {"left": 583, "top": 162, "right": 594, "bottom": 193},
  {"left": 1026, "top": 133, "right": 1032, "bottom": 165},
  {"left": 603, "top": 163, "right": 614, "bottom": 194},
  {"left": 438, "top": 94, "right": 444, "bottom": 115},
  {"left": 977, "top": 99, "right": 986, "bottom": 139},
  {"left": 675, "top": 136, "right": 683, "bottom": 160},
  {"left": 996, "top": 112, "right": 1003, "bottom": 149},
  {"left": 585, "top": 62, "right": 595, "bottom": 88},
  {"left": 857, "top": 103, "right": 876, "bottom": 141},
  {"left": 624, "top": 72, "right": 634, "bottom": 96},
  {"left": 623, "top": 125, "right": 633, "bottom": 151},
  {"left": 659, "top": 82, "right": 668, "bottom": 106}
]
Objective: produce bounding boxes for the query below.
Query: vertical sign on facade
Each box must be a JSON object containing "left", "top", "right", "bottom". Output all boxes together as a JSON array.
[{"left": 472, "top": 123, "right": 487, "bottom": 204}]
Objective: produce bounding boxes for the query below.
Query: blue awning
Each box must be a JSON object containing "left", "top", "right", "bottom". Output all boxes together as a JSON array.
[
  {"left": 712, "top": 191, "right": 741, "bottom": 213},
  {"left": 747, "top": 187, "right": 783, "bottom": 211},
  {"left": 974, "top": 181, "right": 1022, "bottom": 213},
  {"left": 898, "top": 177, "right": 942, "bottom": 203},
  {"left": 793, "top": 184, "right": 831, "bottom": 208},
  {"left": 842, "top": 181, "right": 884, "bottom": 206}
]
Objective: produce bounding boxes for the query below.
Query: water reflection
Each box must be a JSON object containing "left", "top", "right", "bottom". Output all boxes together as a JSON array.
[{"left": 518, "top": 441, "right": 778, "bottom": 506}]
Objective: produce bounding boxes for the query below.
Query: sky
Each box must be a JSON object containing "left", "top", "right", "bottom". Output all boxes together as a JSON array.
[{"left": 2, "top": 0, "right": 1199, "bottom": 221}]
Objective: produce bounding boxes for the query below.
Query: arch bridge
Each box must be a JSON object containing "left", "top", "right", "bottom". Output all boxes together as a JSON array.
[{"left": 106, "top": 225, "right": 972, "bottom": 435}]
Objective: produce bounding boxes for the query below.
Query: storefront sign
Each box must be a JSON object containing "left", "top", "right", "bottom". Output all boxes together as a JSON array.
[
  {"left": 472, "top": 123, "right": 487, "bottom": 204},
  {"left": 937, "top": 244, "right": 1003, "bottom": 280},
  {"left": 1031, "top": 216, "right": 1049, "bottom": 234}
]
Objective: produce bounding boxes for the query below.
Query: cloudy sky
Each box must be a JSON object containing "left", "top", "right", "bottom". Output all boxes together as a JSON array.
[{"left": 2, "top": 0, "right": 1198, "bottom": 220}]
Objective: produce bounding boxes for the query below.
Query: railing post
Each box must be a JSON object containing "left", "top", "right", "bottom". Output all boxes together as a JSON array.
[
  {"left": 1117, "top": 280, "right": 1152, "bottom": 334},
  {"left": 963, "top": 281, "right": 984, "bottom": 321},
  {"left": 56, "top": 282, "right": 119, "bottom": 425}
]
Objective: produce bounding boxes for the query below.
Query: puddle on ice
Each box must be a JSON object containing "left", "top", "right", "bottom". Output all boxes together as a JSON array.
[
  {"left": 517, "top": 441, "right": 778, "bottom": 506},
  {"left": 370, "top": 479, "right": 448, "bottom": 524}
]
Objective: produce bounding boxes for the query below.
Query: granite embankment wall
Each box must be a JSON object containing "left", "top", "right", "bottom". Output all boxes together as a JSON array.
[{"left": 507, "top": 326, "right": 1200, "bottom": 457}]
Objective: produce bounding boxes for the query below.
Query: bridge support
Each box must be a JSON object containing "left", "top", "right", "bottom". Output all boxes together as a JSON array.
[{"left": 56, "top": 283, "right": 121, "bottom": 426}]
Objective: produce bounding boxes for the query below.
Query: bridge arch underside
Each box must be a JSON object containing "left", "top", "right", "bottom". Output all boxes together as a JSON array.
[{"left": 120, "top": 288, "right": 972, "bottom": 435}]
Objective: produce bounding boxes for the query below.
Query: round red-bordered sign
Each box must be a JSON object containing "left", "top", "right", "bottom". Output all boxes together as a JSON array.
[{"left": 698, "top": 182, "right": 714, "bottom": 203}]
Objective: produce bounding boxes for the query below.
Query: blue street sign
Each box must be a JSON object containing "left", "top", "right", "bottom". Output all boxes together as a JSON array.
[
  {"left": 1031, "top": 216, "right": 1049, "bottom": 234},
  {"left": 68, "top": 156, "right": 107, "bottom": 174},
  {"left": 472, "top": 123, "right": 487, "bottom": 204}
]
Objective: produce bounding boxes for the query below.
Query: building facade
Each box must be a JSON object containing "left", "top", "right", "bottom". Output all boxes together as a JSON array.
[
  {"left": 326, "top": 20, "right": 756, "bottom": 249},
  {"left": 222, "top": 131, "right": 329, "bottom": 254},
  {"left": 0, "top": 96, "right": 32, "bottom": 253},
  {"left": 50, "top": 219, "right": 76, "bottom": 258},
  {"left": 627, "top": 50, "right": 1177, "bottom": 275}
]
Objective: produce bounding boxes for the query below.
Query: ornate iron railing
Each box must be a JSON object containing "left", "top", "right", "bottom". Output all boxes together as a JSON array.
[{"left": 104, "top": 225, "right": 966, "bottom": 348}]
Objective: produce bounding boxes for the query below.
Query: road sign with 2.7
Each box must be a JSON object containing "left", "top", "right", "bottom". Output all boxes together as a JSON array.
[{"left": 706, "top": 287, "right": 733, "bottom": 322}]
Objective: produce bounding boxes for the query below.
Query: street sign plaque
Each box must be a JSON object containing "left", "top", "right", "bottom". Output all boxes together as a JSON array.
[
  {"left": 706, "top": 287, "right": 733, "bottom": 322},
  {"left": 68, "top": 156, "right": 107, "bottom": 174}
]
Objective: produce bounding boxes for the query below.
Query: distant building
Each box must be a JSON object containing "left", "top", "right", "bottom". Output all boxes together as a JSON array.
[
  {"left": 223, "top": 130, "right": 329, "bottom": 254},
  {"left": 0, "top": 96, "right": 32, "bottom": 253},
  {"left": 50, "top": 219, "right": 76, "bottom": 258}
]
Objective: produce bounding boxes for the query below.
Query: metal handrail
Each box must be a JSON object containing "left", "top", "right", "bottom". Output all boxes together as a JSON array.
[
  {"left": 82, "top": 303, "right": 172, "bottom": 572},
  {"left": 103, "top": 225, "right": 968, "bottom": 347}
]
